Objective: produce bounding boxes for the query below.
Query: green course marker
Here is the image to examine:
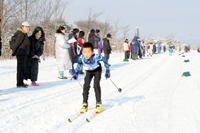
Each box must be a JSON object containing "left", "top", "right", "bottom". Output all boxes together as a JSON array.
[
  {"left": 184, "top": 60, "right": 190, "bottom": 63},
  {"left": 181, "top": 71, "right": 191, "bottom": 77}
]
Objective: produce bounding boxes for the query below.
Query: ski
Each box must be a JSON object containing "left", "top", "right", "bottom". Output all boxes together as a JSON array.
[
  {"left": 86, "top": 108, "right": 106, "bottom": 122},
  {"left": 68, "top": 108, "right": 93, "bottom": 123},
  {"left": 86, "top": 112, "right": 97, "bottom": 122},
  {"left": 68, "top": 112, "right": 82, "bottom": 123}
]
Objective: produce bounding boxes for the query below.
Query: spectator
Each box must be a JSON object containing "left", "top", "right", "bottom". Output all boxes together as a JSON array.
[
  {"left": 55, "top": 26, "right": 73, "bottom": 79},
  {"left": 25, "top": 27, "right": 45, "bottom": 86},
  {"left": 123, "top": 39, "right": 130, "bottom": 60},
  {"left": 88, "top": 29, "right": 100, "bottom": 54},
  {"left": 95, "top": 29, "right": 103, "bottom": 55},
  {"left": 77, "top": 31, "right": 85, "bottom": 74},
  {"left": 131, "top": 36, "right": 140, "bottom": 61},
  {"left": 0, "top": 18, "right": 2, "bottom": 57},
  {"left": 68, "top": 28, "right": 79, "bottom": 75},
  {"left": 12, "top": 21, "right": 31, "bottom": 88},
  {"left": 103, "top": 34, "right": 112, "bottom": 65}
]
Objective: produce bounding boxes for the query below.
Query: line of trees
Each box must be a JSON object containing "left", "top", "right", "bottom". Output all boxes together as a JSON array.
[
  {"left": 0, "top": 0, "right": 73, "bottom": 60},
  {"left": 0, "top": 0, "right": 132, "bottom": 60}
]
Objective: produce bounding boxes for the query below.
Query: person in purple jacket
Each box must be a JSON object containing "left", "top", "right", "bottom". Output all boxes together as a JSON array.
[{"left": 95, "top": 29, "right": 103, "bottom": 55}]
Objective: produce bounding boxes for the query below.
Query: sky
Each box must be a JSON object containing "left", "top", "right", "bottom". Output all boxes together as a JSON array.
[{"left": 64, "top": 0, "right": 200, "bottom": 44}]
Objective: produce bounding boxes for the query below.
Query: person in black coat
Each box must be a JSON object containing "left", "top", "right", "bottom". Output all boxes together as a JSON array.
[
  {"left": 0, "top": 18, "right": 1, "bottom": 57},
  {"left": 164, "top": 45, "right": 166, "bottom": 53},
  {"left": 88, "top": 29, "right": 100, "bottom": 54},
  {"left": 25, "top": 26, "right": 45, "bottom": 86},
  {"left": 12, "top": 21, "right": 31, "bottom": 88},
  {"left": 88, "top": 29, "right": 95, "bottom": 46},
  {"left": 68, "top": 28, "right": 79, "bottom": 75},
  {"left": 0, "top": 32, "right": 1, "bottom": 57},
  {"left": 153, "top": 44, "right": 156, "bottom": 54},
  {"left": 0, "top": 35, "right": 1, "bottom": 57},
  {"left": 103, "top": 34, "right": 112, "bottom": 64}
]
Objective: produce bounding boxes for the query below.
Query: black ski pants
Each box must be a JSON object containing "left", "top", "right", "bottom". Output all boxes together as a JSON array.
[
  {"left": 125, "top": 51, "right": 130, "bottom": 59},
  {"left": 83, "top": 65, "right": 102, "bottom": 104},
  {"left": 16, "top": 56, "right": 27, "bottom": 86}
]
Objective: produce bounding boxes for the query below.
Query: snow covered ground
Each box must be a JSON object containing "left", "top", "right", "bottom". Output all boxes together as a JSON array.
[{"left": 0, "top": 51, "right": 200, "bottom": 133}]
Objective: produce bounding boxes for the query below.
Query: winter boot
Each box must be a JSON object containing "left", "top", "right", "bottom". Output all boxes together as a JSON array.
[
  {"left": 123, "top": 59, "right": 129, "bottom": 62},
  {"left": 80, "top": 103, "right": 88, "bottom": 114},
  {"left": 95, "top": 103, "right": 102, "bottom": 114},
  {"left": 58, "top": 71, "right": 67, "bottom": 79},
  {"left": 17, "top": 84, "right": 28, "bottom": 88},
  {"left": 32, "top": 81, "right": 39, "bottom": 86}
]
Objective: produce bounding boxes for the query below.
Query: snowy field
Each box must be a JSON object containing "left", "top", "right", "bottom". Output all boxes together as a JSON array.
[{"left": 0, "top": 51, "right": 200, "bottom": 133}]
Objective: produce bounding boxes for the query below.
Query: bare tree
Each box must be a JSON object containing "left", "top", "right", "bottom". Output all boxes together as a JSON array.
[
  {"left": 122, "top": 25, "right": 131, "bottom": 41},
  {"left": 0, "top": 0, "right": 72, "bottom": 59},
  {"left": 0, "top": 0, "right": 3, "bottom": 33},
  {"left": 84, "top": 8, "right": 103, "bottom": 41}
]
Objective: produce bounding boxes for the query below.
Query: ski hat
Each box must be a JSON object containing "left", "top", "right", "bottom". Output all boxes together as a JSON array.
[{"left": 22, "top": 21, "right": 30, "bottom": 27}]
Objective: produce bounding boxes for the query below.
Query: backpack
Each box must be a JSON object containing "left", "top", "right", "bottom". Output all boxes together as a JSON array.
[
  {"left": 147, "top": 45, "right": 150, "bottom": 49},
  {"left": 9, "top": 32, "right": 25, "bottom": 51},
  {"left": 10, "top": 34, "right": 17, "bottom": 51}
]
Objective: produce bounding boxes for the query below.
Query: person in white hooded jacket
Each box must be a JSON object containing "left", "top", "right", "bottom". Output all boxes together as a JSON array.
[
  {"left": 147, "top": 42, "right": 153, "bottom": 57},
  {"left": 123, "top": 39, "right": 130, "bottom": 60},
  {"left": 55, "top": 26, "right": 76, "bottom": 79}
]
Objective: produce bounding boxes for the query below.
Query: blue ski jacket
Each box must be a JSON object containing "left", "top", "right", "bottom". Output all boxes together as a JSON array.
[
  {"left": 75, "top": 54, "right": 110, "bottom": 72},
  {"left": 131, "top": 36, "right": 140, "bottom": 54},
  {"left": 158, "top": 43, "right": 161, "bottom": 53}
]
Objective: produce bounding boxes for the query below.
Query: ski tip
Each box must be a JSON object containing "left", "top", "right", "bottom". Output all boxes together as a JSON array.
[
  {"left": 86, "top": 118, "right": 90, "bottom": 122},
  {"left": 68, "top": 118, "right": 72, "bottom": 123}
]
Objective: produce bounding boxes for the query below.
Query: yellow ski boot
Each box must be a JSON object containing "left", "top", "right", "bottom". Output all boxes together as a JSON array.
[
  {"left": 80, "top": 103, "right": 88, "bottom": 114},
  {"left": 95, "top": 103, "right": 102, "bottom": 114}
]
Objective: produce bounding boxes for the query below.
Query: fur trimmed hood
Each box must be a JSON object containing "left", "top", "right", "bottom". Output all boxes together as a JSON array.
[{"left": 17, "top": 28, "right": 27, "bottom": 34}]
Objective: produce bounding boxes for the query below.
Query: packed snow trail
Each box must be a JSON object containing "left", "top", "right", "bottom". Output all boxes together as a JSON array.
[{"left": 0, "top": 52, "right": 200, "bottom": 133}]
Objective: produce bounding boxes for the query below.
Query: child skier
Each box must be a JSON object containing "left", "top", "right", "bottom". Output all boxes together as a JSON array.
[{"left": 72, "top": 42, "right": 110, "bottom": 114}]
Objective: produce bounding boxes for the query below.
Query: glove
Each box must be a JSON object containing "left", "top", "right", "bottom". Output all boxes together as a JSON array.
[
  {"left": 36, "top": 56, "right": 41, "bottom": 63},
  {"left": 68, "top": 38, "right": 77, "bottom": 43},
  {"left": 72, "top": 72, "right": 78, "bottom": 80},
  {"left": 11, "top": 53, "right": 15, "bottom": 56},
  {"left": 105, "top": 70, "right": 110, "bottom": 79}
]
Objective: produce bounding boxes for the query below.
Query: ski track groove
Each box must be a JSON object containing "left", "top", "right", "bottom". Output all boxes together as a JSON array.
[
  {"left": 167, "top": 55, "right": 183, "bottom": 133},
  {"left": 0, "top": 84, "right": 81, "bottom": 117}
]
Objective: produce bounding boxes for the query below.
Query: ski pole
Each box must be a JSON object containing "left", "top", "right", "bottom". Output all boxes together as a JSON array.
[
  {"left": 77, "top": 80, "right": 83, "bottom": 88},
  {"left": 109, "top": 78, "right": 122, "bottom": 93},
  {"left": 71, "top": 76, "right": 83, "bottom": 88}
]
